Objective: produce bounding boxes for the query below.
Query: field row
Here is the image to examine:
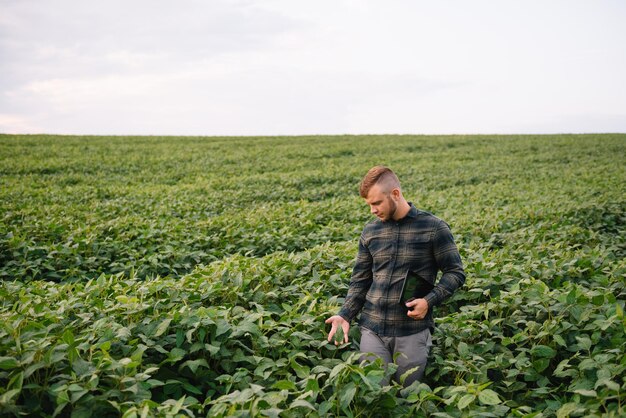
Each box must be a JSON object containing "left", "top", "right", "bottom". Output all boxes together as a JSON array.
[
  {"left": 0, "top": 134, "right": 624, "bottom": 416},
  {"left": 1, "top": 233, "right": 624, "bottom": 416},
  {"left": 1, "top": 134, "right": 624, "bottom": 283}
]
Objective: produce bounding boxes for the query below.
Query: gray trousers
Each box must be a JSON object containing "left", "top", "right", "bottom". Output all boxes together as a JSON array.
[{"left": 359, "top": 327, "right": 432, "bottom": 387}]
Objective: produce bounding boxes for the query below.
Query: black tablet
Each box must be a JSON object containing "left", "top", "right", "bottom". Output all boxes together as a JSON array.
[{"left": 399, "top": 271, "right": 433, "bottom": 310}]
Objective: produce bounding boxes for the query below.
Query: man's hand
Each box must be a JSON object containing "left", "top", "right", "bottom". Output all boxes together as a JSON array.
[
  {"left": 325, "top": 315, "right": 350, "bottom": 345},
  {"left": 406, "top": 298, "right": 429, "bottom": 320}
]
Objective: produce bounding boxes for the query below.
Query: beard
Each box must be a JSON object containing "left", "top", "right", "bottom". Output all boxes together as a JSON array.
[{"left": 382, "top": 196, "right": 398, "bottom": 222}]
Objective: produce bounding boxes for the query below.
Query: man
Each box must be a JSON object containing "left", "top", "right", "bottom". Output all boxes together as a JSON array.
[{"left": 325, "top": 165, "right": 465, "bottom": 387}]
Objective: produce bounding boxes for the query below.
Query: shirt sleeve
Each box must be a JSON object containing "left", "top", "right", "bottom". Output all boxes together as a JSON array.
[
  {"left": 424, "top": 220, "right": 466, "bottom": 308},
  {"left": 338, "top": 233, "right": 373, "bottom": 322}
]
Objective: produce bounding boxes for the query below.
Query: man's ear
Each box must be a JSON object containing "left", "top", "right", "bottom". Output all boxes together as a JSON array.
[{"left": 391, "top": 188, "right": 401, "bottom": 200}]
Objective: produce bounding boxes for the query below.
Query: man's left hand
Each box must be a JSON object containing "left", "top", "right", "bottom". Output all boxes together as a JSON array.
[{"left": 406, "top": 298, "right": 429, "bottom": 320}]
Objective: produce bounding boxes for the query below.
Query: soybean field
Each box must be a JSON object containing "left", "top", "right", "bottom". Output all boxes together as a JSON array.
[{"left": 0, "top": 134, "right": 625, "bottom": 417}]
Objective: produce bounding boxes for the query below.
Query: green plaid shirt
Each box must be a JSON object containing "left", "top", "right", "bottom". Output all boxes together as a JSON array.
[{"left": 338, "top": 204, "right": 465, "bottom": 337}]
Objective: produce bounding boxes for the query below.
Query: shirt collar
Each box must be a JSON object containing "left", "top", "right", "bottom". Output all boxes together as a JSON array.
[{"left": 400, "top": 202, "right": 419, "bottom": 220}]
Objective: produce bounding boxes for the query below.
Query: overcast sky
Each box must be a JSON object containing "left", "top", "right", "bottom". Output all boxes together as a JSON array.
[{"left": 1, "top": 0, "right": 625, "bottom": 136}]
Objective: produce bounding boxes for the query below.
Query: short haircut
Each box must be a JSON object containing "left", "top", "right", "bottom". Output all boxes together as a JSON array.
[{"left": 359, "top": 166, "right": 401, "bottom": 198}]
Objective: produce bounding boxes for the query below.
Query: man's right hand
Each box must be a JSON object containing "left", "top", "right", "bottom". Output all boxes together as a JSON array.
[{"left": 324, "top": 315, "right": 350, "bottom": 345}]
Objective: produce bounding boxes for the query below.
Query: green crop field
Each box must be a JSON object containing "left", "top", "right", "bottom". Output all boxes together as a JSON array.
[{"left": 0, "top": 134, "right": 625, "bottom": 417}]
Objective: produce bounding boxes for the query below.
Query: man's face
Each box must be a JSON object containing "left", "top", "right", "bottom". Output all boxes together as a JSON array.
[{"left": 365, "top": 183, "right": 398, "bottom": 222}]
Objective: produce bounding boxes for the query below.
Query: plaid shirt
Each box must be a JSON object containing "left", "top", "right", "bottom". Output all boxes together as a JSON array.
[{"left": 338, "top": 203, "right": 465, "bottom": 337}]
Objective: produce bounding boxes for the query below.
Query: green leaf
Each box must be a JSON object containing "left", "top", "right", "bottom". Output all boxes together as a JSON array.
[
  {"left": 232, "top": 321, "right": 260, "bottom": 338},
  {"left": 72, "top": 358, "right": 95, "bottom": 377},
  {"left": 290, "top": 357, "right": 311, "bottom": 380},
  {"left": 457, "top": 342, "right": 470, "bottom": 357},
  {"left": 272, "top": 380, "right": 297, "bottom": 391},
  {"left": 180, "top": 359, "right": 208, "bottom": 374},
  {"left": 566, "top": 289, "right": 577, "bottom": 304},
  {"left": 557, "top": 402, "right": 581, "bottom": 418},
  {"left": 116, "top": 326, "right": 132, "bottom": 341},
  {"left": 554, "top": 359, "right": 576, "bottom": 378},
  {"left": 339, "top": 382, "right": 357, "bottom": 409},
  {"left": 290, "top": 399, "right": 317, "bottom": 411},
  {"left": 61, "top": 329, "right": 75, "bottom": 345},
  {"left": 23, "top": 361, "right": 46, "bottom": 379},
  {"left": 591, "top": 294, "right": 604, "bottom": 306},
  {"left": 531, "top": 345, "right": 557, "bottom": 358},
  {"left": 578, "top": 358, "right": 596, "bottom": 371},
  {"left": 53, "top": 401, "right": 69, "bottom": 418},
  {"left": 575, "top": 335, "right": 592, "bottom": 351},
  {"left": 318, "top": 401, "right": 333, "bottom": 416},
  {"left": 0, "top": 389, "right": 21, "bottom": 405},
  {"left": 56, "top": 390, "right": 70, "bottom": 405},
  {"left": 478, "top": 389, "right": 501, "bottom": 405},
  {"left": 146, "top": 379, "right": 165, "bottom": 388},
  {"left": 553, "top": 334, "right": 566, "bottom": 347},
  {"left": 8, "top": 372, "right": 24, "bottom": 391},
  {"left": 205, "top": 343, "right": 220, "bottom": 355},
  {"left": 215, "top": 320, "right": 231, "bottom": 337},
  {"left": 595, "top": 379, "right": 620, "bottom": 392},
  {"left": 167, "top": 348, "right": 186, "bottom": 363},
  {"left": 0, "top": 356, "right": 19, "bottom": 370},
  {"left": 176, "top": 329, "right": 185, "bottom": 347},
  {"left": 573, "top": 389, "right": 597, "bottom": 397},
  {"left": 261, "top": 407, "right": 283, "bottom": 418},
  {"left": 70, "top": 386, "right": 88, "bottom": 403},
  {"left": 182, "top": 381, "right": 203, "bottom": 395},
  {"left": 533, "top": 358, "right": 551, "bottom": 372},
  {"left": 153, "top": 318, "right": 172, "bottom": 337},
  {"left": 305, "top": 377, "right": 320, "bottom": 394},
  {"left": 329, "top": 363, "right": 348, "bottom": 381},
  {"left": 458, "top": 394, "right": 475, "bottom": 409}
]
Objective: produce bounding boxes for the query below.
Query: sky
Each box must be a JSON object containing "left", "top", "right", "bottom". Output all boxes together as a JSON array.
[{"left": 1, "top": 0, "right": 625, "bottom": 136}]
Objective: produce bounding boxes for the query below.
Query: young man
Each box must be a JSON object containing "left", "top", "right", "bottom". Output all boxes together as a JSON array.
[{"left": 325, "top": 165, "right": 465, "bottom": 387}]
